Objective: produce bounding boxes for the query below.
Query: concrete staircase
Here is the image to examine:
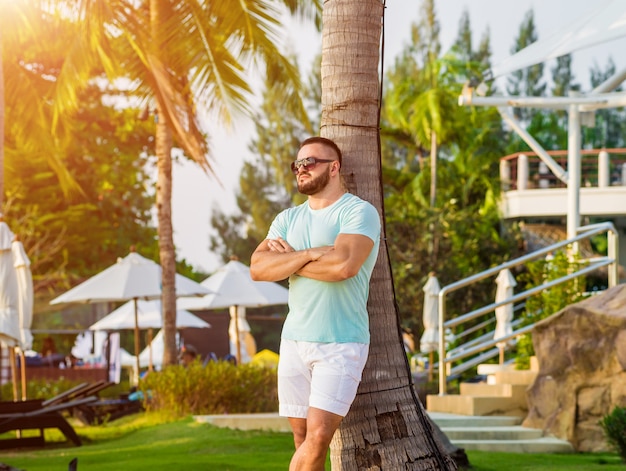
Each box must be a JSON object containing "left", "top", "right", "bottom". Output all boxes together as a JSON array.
[
  {"left": 420, "top": 359, "right": 573, "bottom": 452},
  {"left": 194, "top": 410, "right": 574, "bottom": 453},
  {"left": 428, "top": 412, "right": 573, "bottom": 453},
  {"left": 426, "top": 361, "right": 538, "bottom": 418},
  {"left": 194, "top": 359, "right": 573, "bottom": 453}
]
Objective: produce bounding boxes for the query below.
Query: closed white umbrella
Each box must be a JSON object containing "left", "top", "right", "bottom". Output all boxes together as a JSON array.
[
  {"left": 12, "top": 239, "right": 33, "bottom": 351},
  {"left": 12, "top": 238, "right": 33, "bottom": 400},
  {"left": 138, "top": 329, "right": 180, "bottom": 370},
  {"left": 179, "top": 259, "right": 288, "bottom": 364},
  {"left": 0, "top": 221, "right": 20, "bottom": 401},
  {"left": 494, "top": 268, "right": 517, "bottom": 364},
  {"left": 50, "top": 251, "right": 211, "bottom": 376},
  {"left": 0, "top": 222, "right": 20, "bottom": 346},
  {"left": 420, "top": 273, "right": 440, "bottom": 381}
]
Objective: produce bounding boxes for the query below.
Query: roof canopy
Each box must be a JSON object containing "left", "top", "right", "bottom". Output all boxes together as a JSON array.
[{"left": 487, "top": 0, "right": 626, "bottom": 80}]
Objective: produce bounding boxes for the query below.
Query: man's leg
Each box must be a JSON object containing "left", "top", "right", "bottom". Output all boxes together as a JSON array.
[
  {"left": 288, "top": 417, "right": 307, "bottom": 449},
  {"left": 289, "top": 407, "right": 342, "bottom": 471}
]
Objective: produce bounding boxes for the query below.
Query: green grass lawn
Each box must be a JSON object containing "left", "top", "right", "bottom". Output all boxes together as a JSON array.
[{"left": 0, "top": 414, "right": 622, "bottom": 471}]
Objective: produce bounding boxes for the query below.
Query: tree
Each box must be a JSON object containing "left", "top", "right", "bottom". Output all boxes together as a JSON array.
[
  {"left": 2, "top": 8, "right": 158, "bottom": 296},
  {"left": 321, "top": 1, "right": 456, "bottom": 468},
  {"left": 209, "top": 55, "right": 320, "bottom": 264},
  {"left": 584, "top": 58, "right": 626, "bottom": 148},
  {"left": 48, "top": 0, "right": 320, "bottom": 365},
  {"left": 506, "top": 9, "right": 546, "bottom": 123},
  {"left": 0, "top": 2, "right": 84, "bottom": 210}
]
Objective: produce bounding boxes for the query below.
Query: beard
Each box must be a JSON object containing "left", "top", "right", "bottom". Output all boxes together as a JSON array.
[{"left": 297, "top": 166, "right": 331, "bottom": 195}]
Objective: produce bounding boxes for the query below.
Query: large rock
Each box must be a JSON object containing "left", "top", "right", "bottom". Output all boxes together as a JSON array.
[{"left": 523, "top": 284, "right": 626, "bottom": 452}]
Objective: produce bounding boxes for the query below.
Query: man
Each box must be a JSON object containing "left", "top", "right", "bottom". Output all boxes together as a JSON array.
[
  {"left": 179, "top": 344, "right": 198, "bottom": 367},
  {"left": 250, "top": 137, "right": 381, "bottom": 470}
]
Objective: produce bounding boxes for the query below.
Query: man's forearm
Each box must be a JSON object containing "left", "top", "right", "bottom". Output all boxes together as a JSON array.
[
  {"left": 296, "top": 252, "right": 352, "bottom": 282},
  {"left": 250, "top": 249, "right": 312, "bottom": 282}
]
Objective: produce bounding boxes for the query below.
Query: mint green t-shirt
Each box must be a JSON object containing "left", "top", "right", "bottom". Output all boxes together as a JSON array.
[{"left": 267, "top": 193, "right": 381, "bottom": 344}]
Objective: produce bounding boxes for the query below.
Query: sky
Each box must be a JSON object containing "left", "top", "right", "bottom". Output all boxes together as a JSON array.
[{"left": 170, "top": 0, "right": 626, "bottom": 273}]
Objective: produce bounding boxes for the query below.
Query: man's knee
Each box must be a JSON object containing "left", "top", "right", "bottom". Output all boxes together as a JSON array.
[{"left": 289, "top": 418, "right": 307, "bottom": 448}]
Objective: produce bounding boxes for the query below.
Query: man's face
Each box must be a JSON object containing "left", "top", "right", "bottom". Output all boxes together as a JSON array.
[{"left": 295, "top": 144, "right": 334, "bottom": 195}]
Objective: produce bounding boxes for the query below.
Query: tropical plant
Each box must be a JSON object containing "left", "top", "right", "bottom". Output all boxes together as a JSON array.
[
  {"left": 600, "top": 406, "right": 626, "bottom": 463},
  {"left": 515, "top": 250, "right": 587, "bottom": 369},
  {"left": 43, "top": 0, "right": 320, "bottom": 366},
  {"left": 0, "top": 2, "right": 84, "bottom": 209},
  {"left": 3, "top": 13, "right": 158, "bottom": 296}
]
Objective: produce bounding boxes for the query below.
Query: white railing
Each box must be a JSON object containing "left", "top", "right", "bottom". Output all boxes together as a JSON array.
[
  {"left": 500, "top": 149, "right": 626, "bottom": 191},
  {"left": 437, "top": 221, "right": 619, "bottom": 395}
]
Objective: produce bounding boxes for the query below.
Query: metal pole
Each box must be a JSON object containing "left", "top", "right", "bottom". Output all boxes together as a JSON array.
[
  {"left": 498, "top": 108, "right": 568, "bottom": 183},
  {"left": 438, "top": 290, "right": 447, "bottom": 395},
  {"left": 608, "top": 229, "right": 619, "bottom": 288},
  {"left": 598, "top": 151, "right": 609, "bottom": 188},
  {"left": 134, "top": 298, "right": 140, "bottom": 383},
  {"left": 567, "top": 101, "right": 581, "bottom": 242}
]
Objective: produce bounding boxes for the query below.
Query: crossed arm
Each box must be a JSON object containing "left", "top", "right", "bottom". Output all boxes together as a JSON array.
[{"left": 250, "top": 233, "right": 374, "bottom": 283}]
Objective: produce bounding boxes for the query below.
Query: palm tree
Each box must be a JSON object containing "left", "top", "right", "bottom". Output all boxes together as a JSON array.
[
  {"left": 321, "top": 1, "right": 456, "bottom": 468},
  {"left": 49, "top": 0, "right": 319, "bottom": 364},
  {"left": 1, "top": 3, "right": 84, "bottom": 213}
]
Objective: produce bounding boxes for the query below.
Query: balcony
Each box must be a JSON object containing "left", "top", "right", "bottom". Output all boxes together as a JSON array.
[{"left": 499, "top": 149, "right": 626, "bottom": 220}]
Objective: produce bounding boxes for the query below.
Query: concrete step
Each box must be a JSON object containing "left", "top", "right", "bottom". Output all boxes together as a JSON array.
[
  {"left": 460, "top": 382, "right": 527, "bottom": 398},
  {"left": 195, "top": 412, "right": 291, "bottom": 432},
  {"left": 427, "top": 412, "right": 573, "bottom": 453},
  {"left": 476, "top": 363, "right": 517, "bottom": 375},
  {"left": 443, "top": 425, "right": 543, "bottom": 440},
  {"left": 491, "top": 369, "right": 537, "bottom": 385},
  {"left": 193, "top": 411, "right": 574, "bottom": 454},
  {"left": 450, "top": 436, "right": 574, "bottom": 453},
  {"left": 426, "top": 393, "right": 526, "bottom": 417},
  {"left": 427, "top": 411, "right": 521, "bottom": 428}
]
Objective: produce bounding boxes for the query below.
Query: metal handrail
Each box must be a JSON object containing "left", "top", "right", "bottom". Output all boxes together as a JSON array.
[{"left": 437, "top": 221, "right": 619, "bottom": 395}]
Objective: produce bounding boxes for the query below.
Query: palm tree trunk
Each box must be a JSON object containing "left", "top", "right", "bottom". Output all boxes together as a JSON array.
[
  {"left": 154, "top": 100, "right": 178, "bottom": 367},
  {"left": 321, "top": 1, "right": 457, "bottom": 469},
  {"left": 151, "top": 0, "right": 177, "bottom": 367},
  {"left": 429, "top": 130, "right": 438, "bottom": 267}
]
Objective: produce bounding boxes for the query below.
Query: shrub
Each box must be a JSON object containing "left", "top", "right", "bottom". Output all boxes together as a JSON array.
[
  {"left": 139, "top": 360, "right": 278, "bottom": 417},
  {"left": 600, "top": 406, "right": 626, "bottom": 462},
  {"left": 515, "top": 250, "right": 587, "bottom": 369}
]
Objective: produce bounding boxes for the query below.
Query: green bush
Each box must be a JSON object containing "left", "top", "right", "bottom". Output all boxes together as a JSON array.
[
  {"left": 139, "top": 360, "right": 278, "bottom": 417},
  {"left": 600, "top": 406, "right": 626, "bottom": 462},
  {"left": 515, "top": 250, "right": 587, "bottom": 369}
]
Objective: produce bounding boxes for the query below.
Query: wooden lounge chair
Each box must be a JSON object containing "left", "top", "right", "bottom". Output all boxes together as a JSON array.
[
  {"left": 0, "top": 396, "right": 97, "bottom": 449},
  {"left": 42, "top": 380, "right": 112, "bottom": 408}
]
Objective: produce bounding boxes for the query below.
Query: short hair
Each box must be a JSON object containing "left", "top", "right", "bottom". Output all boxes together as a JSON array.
[{"left": 299, "top": 136, "right": 343, "bottom": 167}]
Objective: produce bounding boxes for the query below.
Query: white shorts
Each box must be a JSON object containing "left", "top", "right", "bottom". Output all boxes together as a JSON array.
[{"left": 278, "top": 339, "right": 369, "bottom": 418}]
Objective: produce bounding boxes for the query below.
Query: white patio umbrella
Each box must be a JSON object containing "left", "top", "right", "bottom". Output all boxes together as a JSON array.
[
  {"left": 420, "top": 272, "right": 440, "bottom": 381},
  {"left": 88, "top": 299, "right": 211, "bottom": 331},
  {"left": 178, "top": 259, "right": 288, "bottom": 364},
  {"left": 50, "top": 251, "right": 211, "bottom": 375},
  {"left": 138, "top": 329, "right": 180, "bottom": 370},
  {"left": 0, "top": 222, "right": 20, "bottom": 400},
  {"left": 494, "top": 268, "right": 517, "bottom": 364},
  {"left": 12, "top": 238, "right": 33, "bottom": 400}
]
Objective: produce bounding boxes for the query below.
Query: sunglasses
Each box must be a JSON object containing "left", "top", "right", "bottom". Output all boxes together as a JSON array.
[{"left": 290, "top": 157, "right": 335, "bottom": 175}]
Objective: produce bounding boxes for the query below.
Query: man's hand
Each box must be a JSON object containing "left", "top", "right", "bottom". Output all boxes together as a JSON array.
[
  {"left": 268, "top": 238, "right": 334, "bottom": 262},
  {"left": 267, "top": 237, "right": 295, "bottom": 253}
]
